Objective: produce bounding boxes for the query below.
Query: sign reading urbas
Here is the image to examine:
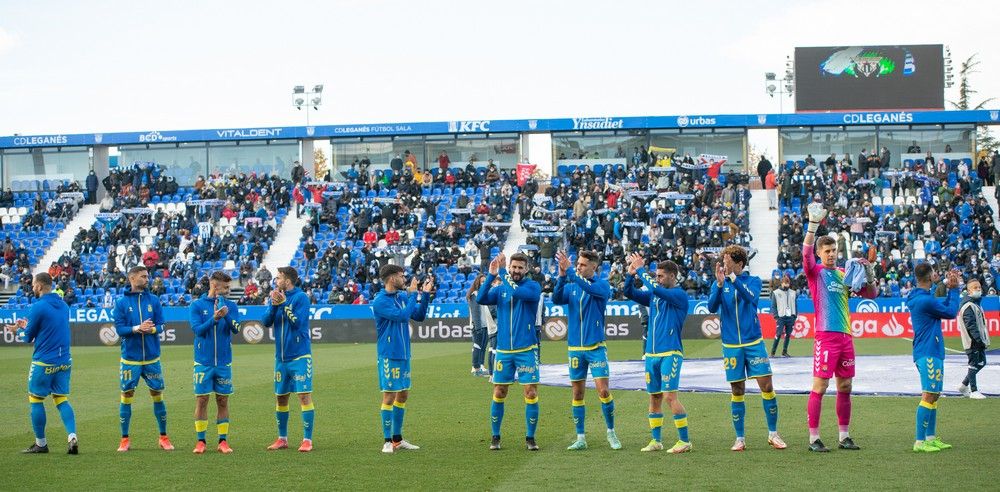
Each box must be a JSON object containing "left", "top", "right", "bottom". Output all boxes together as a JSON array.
[{"left": 795, "top": 44, "right": 944, "bottom": 112}]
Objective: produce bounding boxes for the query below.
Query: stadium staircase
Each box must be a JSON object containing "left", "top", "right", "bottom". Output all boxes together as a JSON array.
[
  {"left": 748, "top": 189, "right": 778, "bottom": 287},
  {"left": 259, "top": 211, "right": 310, "bottom": 275},
  {"left": 502, "top": 208, "right": 527, "bottom": 256},
  {"left": 986, "top": 186, "right": 999, "bottom": 225},
  {"left": 33, "top": 204, "right": 101, "bottom": 276}
]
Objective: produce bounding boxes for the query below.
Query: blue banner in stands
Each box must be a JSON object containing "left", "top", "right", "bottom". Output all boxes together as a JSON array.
[
  {"left": 0, "top": 297, "right": 996, "bottom": 323},
  {"left": 4, "top": 109, "right": 996, "bottom": 149}
]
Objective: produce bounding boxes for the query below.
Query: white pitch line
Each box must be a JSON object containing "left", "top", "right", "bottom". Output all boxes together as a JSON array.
[{"left": 901, "top": 337, "right": 964, "bottom": 354}]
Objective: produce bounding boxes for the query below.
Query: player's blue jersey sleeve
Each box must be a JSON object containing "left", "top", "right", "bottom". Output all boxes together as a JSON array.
[
  {"left": 510, "top": 277, "right": 541, "bottom": 301},
  {"left": 552, "top": 275, "right": 569, "bottom": 305},
  {"left": 706, "top": 281, "right": 722, "bottom": 313},
  {"left": 21, "top": 302, "right": 42, "bottom": 343},
  {"left": 226, "top": 300, "right": 241, "bottom": 333},
  {"left": 373, "top": 293, "right": 418, "bottom": 323},
  {"left": 113, "top": 297, "right": 133, "bottom": 336},
  {"left": 731, "top": 275, "right": 760, "bottom": 307},
  {"left": 411, "top": 293, "right": 430, "bottom": 321},
  {"left": 190, "top": 300, "right": 213, "bottom": 336},
  {"left": 476, "top": 273, "right": 499, "bottom": 305},
  {"left": 568, "top": 269, "right": 609, "bottom": 299},
  {"left": 623, "top": 273, "right": 651, "bottom": 306},
  {"left": 292, "top": 293, "right": 311, "bottom": 334}
]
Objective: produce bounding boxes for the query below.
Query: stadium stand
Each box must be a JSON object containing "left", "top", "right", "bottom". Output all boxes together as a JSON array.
[
  {"left": 523, "top": 162, "right": 752, "bottom": 300},
  {"left": 0, "top": 179, "right": 84, "bottom": 301},
  {"left": 4, "top": 163, "right": 292, "bottom": 309},
  {"left": 775, "top": 150, "right": 1000, "bottom": 297},
  {"left": 276, "top": 161, "right": 521, "bottom": 305}
]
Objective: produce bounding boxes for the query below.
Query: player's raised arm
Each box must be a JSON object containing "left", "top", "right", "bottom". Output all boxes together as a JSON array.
[
  {"left": 373, "top": 294, "right": 419, "bottom": 323},
  {"left": 551, "top": 251, "right": 571, "bottom": 305},
  {"left": 411, "top": 277, "right": 435, "bottom": 322},
  {"left": 803, "top": 202, "right": 827, "bottom": 272},
  {"left": 926, "top": 271, "right": 962, "bottom": 319},
  {"left": 261, "top": 293, "right": 280, "bottom": 327},
  {"left": 730, "top": 275, "right": 761, "bottom": 308},
  {"left": 477, "top": 256, "right": 501, "bottom": 305},
  {"left": 288, "top": 292, "right": 311, "bottom": 334},
  {"left": 623, "top": 253, "right": 651, "bottom": 305},
  {"left": 190, "top": 302, "right": 214, "bottom": 336},
  {"left": 511, "top": 278, "right": 541, "bottom": 301},
  {"left": 567, "top": 268, "right": 611, "bottom": 299},
  {"left": 226, "top": 300, "right": 241, "bottom": 334},
  {"left": 706, "top": 263, "right": 725, "bottom": 313}
]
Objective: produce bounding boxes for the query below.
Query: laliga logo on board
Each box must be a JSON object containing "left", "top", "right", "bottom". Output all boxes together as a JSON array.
[
  {"left": 528, "top": 120, "right": 538, "bottom": 130},
  {"left": 757, "top": 115, "right": 768, "bottom": 125},
  {"left": 242, "top": 322, "right": 265, "bottom": 344},
  {"left": 306, "top": 126, "right": 315, "bottom": 137},
  {"left": 700, "top": 316, "right": 721, "bottom": 338},
  {"left": 881, "top": 314, "right": 906, "bottom": 337},
  {"left": 98, "top": 324, "right": 119, "bottom": 346},
  {"left": 94, "top": 134, "right": 103, "bottom": 144},
  {"left": 991, "top": 111, "right": 999, "bottom": 121},
  {"left": 693, "top": 301, "right": 710, "bottom": 315},
  {"left": 544, "top": 319, "right": 567, "bottom": 341},
  {"left": 856, "top": 299, "right": 879, "bottom": 313}
]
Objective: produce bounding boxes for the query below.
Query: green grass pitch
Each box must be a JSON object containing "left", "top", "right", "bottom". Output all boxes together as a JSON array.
[{"left": 1, "top": 338, "right": 996, "bottom": 490}]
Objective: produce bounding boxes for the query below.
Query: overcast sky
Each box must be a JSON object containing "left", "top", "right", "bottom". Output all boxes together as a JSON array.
[{"left": 1, "top": 0, "right": 997, "bottom": 136}]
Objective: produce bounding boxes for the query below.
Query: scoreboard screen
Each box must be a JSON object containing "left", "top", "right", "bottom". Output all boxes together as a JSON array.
[{"left": 794, "top": 45, "right": 944, "bottom": 112}]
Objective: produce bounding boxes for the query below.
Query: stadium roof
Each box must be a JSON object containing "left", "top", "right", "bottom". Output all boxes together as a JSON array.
[{"left": 2, "top": 109, "right": 998, "bottom": 150}]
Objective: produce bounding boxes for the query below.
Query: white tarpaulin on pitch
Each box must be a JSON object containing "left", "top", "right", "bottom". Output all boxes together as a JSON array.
[{"left": 539, "top": 354, "right": 999, "bottom": 397}]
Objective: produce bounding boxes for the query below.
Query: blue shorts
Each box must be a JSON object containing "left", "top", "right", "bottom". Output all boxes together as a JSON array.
[
  {"left": 28, "top": 361, "right": 72, "bottom": 397},
  {"left": 120, "top": 361, "right": 165, "bottom": 392},
  {"left": 274, "top": 356, "right": 313, "bottom": 395},
  {"left": 193, "top": 364, "right": 233, "bottom": 395},
  {"left": 378, "top": 357, "right": 411, "bottom": 392},
  {"left": 645, "top": 353, "right": 682, "bottom": 394},
  {"left": 721, "top": 340, "right": 772, "bottom": 383},
  {"left": 916, "top": 356, "right": 944, "bottom": 394},
  {"left": 568, "top": 345, "right": 610, "bottom": 382},
  {"left": 492, "top": 350, "right": 539, "bottom": 385}
]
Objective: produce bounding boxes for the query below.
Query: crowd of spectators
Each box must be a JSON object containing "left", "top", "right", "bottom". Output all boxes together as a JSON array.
[
  {"left": 774, "top": 148, "right": 1000, "bottom": 297},
  {"left": 275, "top": 158, "right": 521, "bottom": 305},
  {"left": 521, "top": 162, "right": 753, "bottom": 300},
  {"left": 9, "top": 162, "right": 292, "bottom": 308}
]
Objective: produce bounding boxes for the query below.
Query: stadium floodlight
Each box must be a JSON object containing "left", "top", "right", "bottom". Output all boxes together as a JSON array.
[
  {"left": 292, "top": 83, "right": 325, "bottom": 125},
  {"left": 765, "top": 61, "right": 794, "bottom": 112},
  {"left": 943, "top": 46, "right": 954, "bottom": 89}
]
